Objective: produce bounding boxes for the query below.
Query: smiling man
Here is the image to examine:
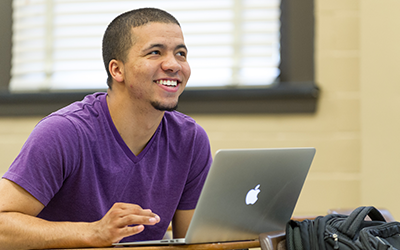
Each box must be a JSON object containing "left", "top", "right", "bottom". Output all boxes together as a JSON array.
[{"left": 0, "top": 8, "right": 212, "bottom": 249}]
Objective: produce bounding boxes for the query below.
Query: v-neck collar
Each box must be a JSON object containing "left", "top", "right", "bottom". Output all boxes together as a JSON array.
[{"left": 100, "top": 93, "right": 161, "bottom": 163}]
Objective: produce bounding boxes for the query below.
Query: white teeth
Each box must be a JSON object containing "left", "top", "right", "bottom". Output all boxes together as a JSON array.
[{"left": 157, "top": 80, "right": 177, "bottom": 87}]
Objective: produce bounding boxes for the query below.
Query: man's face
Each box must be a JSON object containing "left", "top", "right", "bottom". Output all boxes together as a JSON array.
[{"left": 121, "top": 22, "right": 190, "bottom": 112}]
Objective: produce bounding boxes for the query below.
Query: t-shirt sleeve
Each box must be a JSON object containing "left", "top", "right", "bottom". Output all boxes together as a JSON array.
[
  {"left": 3, "top": 115, "right": 80, "bottom": 206},
  {"left": 176, "top": 123, "right": 212, "bottom": 210}
]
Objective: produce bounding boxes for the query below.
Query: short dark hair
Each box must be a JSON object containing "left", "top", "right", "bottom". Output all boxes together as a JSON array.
[{"left": 102, "top": 8, "right": 181, "bottom": 88}]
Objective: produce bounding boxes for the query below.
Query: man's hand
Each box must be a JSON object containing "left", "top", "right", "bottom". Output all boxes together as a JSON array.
[{"left": 90, "top": 203, "right": 161, "bottom": 246}]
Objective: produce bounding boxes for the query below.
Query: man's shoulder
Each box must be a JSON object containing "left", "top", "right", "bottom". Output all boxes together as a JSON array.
[
  {"left": 52, "top": 92, "right": 106, "bottom": 117},
  {"left": 37, "top": 92, "right": 107, "bottom": 133},
  {"left": 162, "top": 111, "right": 209, "bottom": 141},
  {"left": 163, "top": 110, "right": 196, "bottom": 125}
]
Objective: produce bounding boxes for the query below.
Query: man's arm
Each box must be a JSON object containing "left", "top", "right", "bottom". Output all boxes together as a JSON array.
[
  {"left": 0, "top": 178, "right": 160, "bottom": 250},
  {"left": 171, "top": 209, "right": 194, "bottom": 238}
]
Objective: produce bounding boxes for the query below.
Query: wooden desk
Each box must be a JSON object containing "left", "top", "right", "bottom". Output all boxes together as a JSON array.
[{"left": 56, "top": 239, "right": 260, "bottom": 250}]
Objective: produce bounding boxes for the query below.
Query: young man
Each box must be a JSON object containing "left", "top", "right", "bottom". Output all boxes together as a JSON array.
[{"left": 0, "top": 8, "right": 212, "bottom": 249}]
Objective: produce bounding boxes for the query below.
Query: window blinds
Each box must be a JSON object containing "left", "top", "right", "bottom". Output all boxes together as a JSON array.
[{"left": 10, "top": 0, "right": 280, "bottom": 92}]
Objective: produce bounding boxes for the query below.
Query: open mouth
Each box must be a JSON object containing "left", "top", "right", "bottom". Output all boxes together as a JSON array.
[{"left": 155, "top": 79, "right": 178, "bottom": 87}]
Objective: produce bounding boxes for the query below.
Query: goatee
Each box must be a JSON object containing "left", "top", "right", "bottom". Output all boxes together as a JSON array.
[{"left": 151, "top": 101, "right": 178, "bottom": 112}]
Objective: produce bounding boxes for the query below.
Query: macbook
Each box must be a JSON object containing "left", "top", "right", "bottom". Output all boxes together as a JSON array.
[{"left": 114, "top": 147, "right": 316, "bottom": 246}]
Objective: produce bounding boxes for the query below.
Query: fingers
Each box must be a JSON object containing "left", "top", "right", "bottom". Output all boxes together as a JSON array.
[
  {"left": 110, "top": 203, "right": 160, "bottom": 227},
  {"left": 118, "top": 224, "right": 145, "bottom": 238},
  {"left": 111, "top": 224, "right": 145, "bottom": 243},
  {"left": 114, "top": 212, "right": 160, "bottom": 228}
]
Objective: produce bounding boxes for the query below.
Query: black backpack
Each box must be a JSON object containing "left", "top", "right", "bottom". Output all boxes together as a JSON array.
[{"left": 286, "top": 206, "right": 400, "bottom": 250}]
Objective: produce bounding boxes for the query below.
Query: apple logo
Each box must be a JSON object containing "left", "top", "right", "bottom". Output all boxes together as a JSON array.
[{"left": 245, "top": 184, "right": 261, "bottom": 205}]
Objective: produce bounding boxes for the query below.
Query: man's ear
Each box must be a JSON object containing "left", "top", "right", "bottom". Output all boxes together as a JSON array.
[{"left": 109, "top": 59, "right": 124, "bottom": 83}]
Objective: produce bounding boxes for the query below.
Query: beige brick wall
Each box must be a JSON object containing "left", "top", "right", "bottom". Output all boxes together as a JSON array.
[
  {"left": 359, "top": 0, "right": 400, "bottom": 220},
  {"left": 1, "top": 0, "right": 399, "bottom": 220}
]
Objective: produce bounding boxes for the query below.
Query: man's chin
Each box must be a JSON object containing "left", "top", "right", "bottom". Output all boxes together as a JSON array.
[{"left": 151, "top": 101, "right": 178, "bottom": 112}]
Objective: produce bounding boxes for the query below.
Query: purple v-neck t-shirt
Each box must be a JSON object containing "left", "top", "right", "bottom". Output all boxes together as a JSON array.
[{"left": 3, "top": 92, "right": 212, "bottom": 242}]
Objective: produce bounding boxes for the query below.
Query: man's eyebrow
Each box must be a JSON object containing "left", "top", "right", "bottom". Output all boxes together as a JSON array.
[
  {"left": 143, "top": 43, "right": 188, "bottom": 52},
  {"left": 144, "top": 43, "right": 165, "bottom": 51},
  {"left": 176, "top": 44, "right": 188, "bottom": 52}
]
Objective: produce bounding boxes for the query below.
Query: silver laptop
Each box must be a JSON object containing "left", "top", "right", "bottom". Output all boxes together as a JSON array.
[{"left": 114, "top": 147, "right": 316, "bottom": 246}]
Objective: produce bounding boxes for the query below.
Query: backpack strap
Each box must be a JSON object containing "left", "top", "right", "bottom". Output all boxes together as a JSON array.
[
  {"left": 286, "top": 220, "right": 304, "bottom": 250},
  {"left": 286, "top": 219, "right": 315, "bottom": 250},
  {"left": 339, "top": 206, "right": 386, "bottom": 239}
]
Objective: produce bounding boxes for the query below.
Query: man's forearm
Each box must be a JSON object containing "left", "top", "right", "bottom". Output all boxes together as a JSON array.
[
  {"left": 0, "top": 212, "right": 95, "bottom": 250},
  {"left": 0, "top": 202, "right": 161, "bottom": 250}
]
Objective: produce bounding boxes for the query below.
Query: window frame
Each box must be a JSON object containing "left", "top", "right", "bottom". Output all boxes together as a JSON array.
[{"left": 0, "top": 0, "right": 318, "bottom": 116}]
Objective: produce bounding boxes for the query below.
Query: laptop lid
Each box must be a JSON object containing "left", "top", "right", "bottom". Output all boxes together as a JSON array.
[
  {"left": 184, "top": 147, "right": 315, "bottom": 244},
  {"left": 114, "top": 147, "right": 315, "bottom": 246}
]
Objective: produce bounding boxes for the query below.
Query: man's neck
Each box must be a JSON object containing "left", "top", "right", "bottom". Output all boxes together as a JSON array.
[{"left": 106, "top": 90, "right": 164, "bottom": 156}]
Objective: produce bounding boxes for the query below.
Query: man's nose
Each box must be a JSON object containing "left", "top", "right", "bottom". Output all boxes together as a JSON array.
[{"left": 161, "top": 54, "right": 182, "bottom": 73}]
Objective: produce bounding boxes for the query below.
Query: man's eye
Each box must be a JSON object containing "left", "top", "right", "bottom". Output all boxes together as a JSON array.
[
  {"left": 176, "top": 51, "right": 186, "bottom": 57},
  {"left": 149, "top": 51, "right": 160, "bottom": 55}
]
